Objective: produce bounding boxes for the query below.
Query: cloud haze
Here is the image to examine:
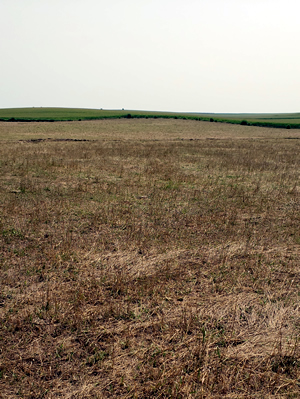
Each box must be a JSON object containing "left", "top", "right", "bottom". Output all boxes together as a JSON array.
[{"left": 1, "top": 0, "right": 299, "bottom": 112}]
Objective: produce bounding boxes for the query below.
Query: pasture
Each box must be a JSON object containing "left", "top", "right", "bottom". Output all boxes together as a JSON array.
[
  {"left": 0, "top": 118, "right": 299, "bottom": 398},
  {"left": 1, "top": 107, "right": 300, "bottom": 129}
]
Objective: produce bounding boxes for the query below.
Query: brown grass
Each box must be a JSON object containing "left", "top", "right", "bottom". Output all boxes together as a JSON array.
[{"left": 0, "top": 119, "right": 299, "bottom": 398}]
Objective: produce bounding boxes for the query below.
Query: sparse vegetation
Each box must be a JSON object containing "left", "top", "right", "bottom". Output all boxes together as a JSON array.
[{"left": 0, "top": 119, "right": 299, "bottom": 398}]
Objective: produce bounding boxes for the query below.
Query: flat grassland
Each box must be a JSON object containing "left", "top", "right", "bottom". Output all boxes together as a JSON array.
[
  {"left": 0, "top": 119, "right": 299, "bottom": 398},
  {"left": 1, "top": 107, "right": 300, "bottom": 129}
]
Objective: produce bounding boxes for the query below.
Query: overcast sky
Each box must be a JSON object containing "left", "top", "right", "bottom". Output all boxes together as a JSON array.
[{"left": 1, "top": 0, "right": 299, "bottom": 113}]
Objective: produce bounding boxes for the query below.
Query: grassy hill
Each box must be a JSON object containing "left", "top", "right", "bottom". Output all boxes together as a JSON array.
[{"left": 1, "top": 107, "right": 300, "bottom": 128}]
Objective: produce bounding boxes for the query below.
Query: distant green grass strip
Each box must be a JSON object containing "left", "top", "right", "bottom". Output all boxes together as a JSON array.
[{"left": 1, "top": 108, "right": 300, "bottom": 129}]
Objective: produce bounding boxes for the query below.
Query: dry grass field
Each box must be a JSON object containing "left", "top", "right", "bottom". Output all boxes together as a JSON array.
[{"left": 0, "top": 119, "right": 299, "bottom": 398}]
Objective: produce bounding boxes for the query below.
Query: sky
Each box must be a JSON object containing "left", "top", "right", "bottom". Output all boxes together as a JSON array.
[{"left": 1, "top": 0, "right": 300, "bottom": 113}]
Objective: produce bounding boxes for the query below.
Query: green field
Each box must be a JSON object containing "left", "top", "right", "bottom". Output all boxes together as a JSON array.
[{"left": 1, "top": 107, "right": 300, "bottom": 128}]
